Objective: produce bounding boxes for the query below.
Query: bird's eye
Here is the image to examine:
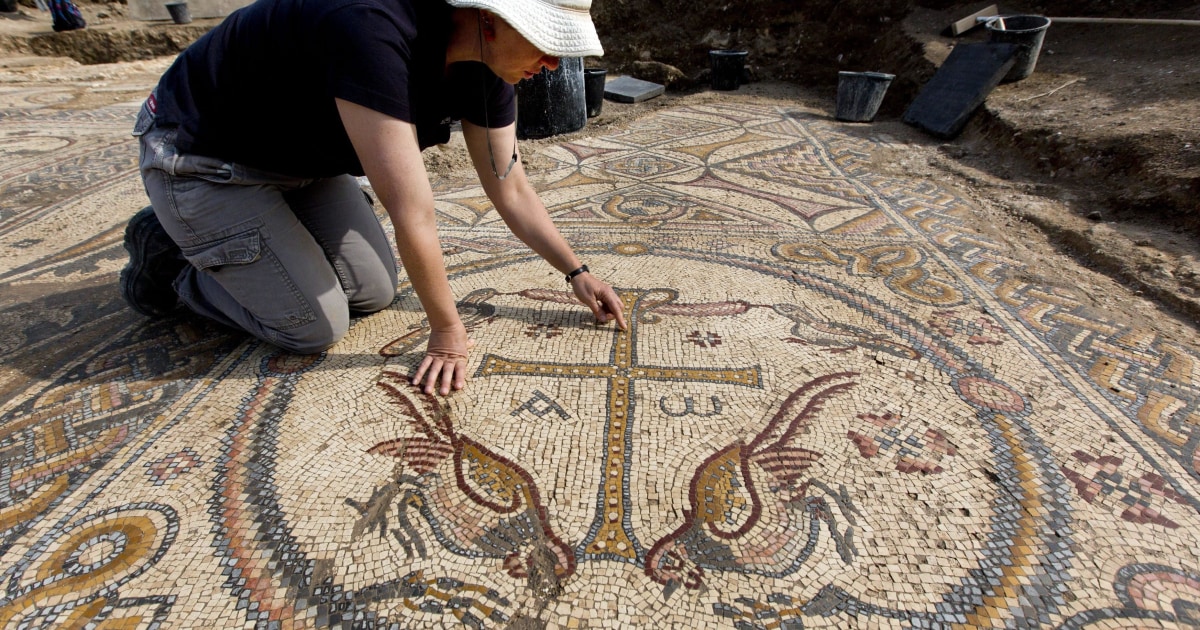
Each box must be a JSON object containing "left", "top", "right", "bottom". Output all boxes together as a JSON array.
[{"left": 663, "top": 549, "right": 683, "bottom": 571}]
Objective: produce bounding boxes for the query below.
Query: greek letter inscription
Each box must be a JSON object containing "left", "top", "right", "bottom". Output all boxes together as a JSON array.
[{"left": 659, "top": 395, "right": 723, "bottom": 418}]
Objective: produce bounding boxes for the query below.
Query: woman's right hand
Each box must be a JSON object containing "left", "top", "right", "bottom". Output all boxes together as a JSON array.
[{"left": 412, "top": 324, "right": 475, "bottom": 396}]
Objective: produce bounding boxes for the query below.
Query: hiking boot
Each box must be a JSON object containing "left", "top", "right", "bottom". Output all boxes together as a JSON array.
[{"left": 120, "top": 206, "right": 187, "bottom": 317}]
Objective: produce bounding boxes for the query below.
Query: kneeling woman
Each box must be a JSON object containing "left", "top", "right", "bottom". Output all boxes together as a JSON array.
[{"left": 121, "top": 0, "right": 626, "bottom": 395}]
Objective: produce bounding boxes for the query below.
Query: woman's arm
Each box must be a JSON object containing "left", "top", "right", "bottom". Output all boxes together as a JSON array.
[
  {"left": 461, "top": 119, "right": 627, "bottom": 329},
  {"left": 337, "top": 98, "right": 473, "bottom": 395}
]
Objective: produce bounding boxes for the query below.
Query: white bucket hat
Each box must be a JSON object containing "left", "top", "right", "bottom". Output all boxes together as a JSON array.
[{"left": 446, "top": 0, "right": 604, "bottom": 58}]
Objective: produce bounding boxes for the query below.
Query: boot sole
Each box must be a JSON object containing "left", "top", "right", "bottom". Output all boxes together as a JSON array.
[{"left": 119, "top": 206, "right": 173, "bottom": 317}]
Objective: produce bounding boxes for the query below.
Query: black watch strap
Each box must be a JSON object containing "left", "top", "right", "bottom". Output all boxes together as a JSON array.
[{"left": 565, "top": 264, "right": 589, "bottom": 284}]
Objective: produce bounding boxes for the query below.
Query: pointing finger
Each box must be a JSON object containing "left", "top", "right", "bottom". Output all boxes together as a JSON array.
[{"left": 604, "top": 291, "right": 628, "bottom": 330}]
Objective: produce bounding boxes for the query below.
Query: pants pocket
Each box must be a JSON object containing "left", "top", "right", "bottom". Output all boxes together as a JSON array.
[
  {"left": 180, "top": 228, "right": 317, "bottom": 331},
  {"left": 170, "top": 152, "right": 235, "bottom": 184}
]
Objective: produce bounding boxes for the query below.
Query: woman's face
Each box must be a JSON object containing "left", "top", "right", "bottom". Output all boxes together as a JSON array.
[{"left": 483, "top": 12, "right": 560, "bottom": 84}]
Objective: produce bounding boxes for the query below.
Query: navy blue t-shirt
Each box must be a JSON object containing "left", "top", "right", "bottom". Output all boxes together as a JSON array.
[{"left": 153, "top": 0, "right": 515, "bottom": 178}]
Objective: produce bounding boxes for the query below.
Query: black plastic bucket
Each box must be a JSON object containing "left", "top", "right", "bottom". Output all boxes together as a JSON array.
[
  {"left": 584, "top": 68, "right": 607, "bottom": 118},
  {"left": 835, "top": 71, "right": 895, "bottom": 122},
  {"left": 986, "top": 15, "right": 1051, "bottom": 82},
  {"left": 710, "top": 50, "right": 748, "bottom": 91},
  {"left": 516, "top": 57, "right": 586, "bottom": 139},
  {"left": 164, "top": 1, "right": 192, "bottom": 23}
]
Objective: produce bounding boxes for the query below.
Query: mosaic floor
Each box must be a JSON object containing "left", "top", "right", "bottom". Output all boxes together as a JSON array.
[{"left": 2, "top": 88, "right": 1200, "bottom": 629}]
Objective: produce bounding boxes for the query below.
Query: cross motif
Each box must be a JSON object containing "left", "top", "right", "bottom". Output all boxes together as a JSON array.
[{"left": 477, "top": 289, "right": 762, "bottom": 561}]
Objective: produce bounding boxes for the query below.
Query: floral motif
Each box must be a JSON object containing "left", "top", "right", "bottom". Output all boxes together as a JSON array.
[
  {"left": 144, "top": 448, "right": 201, "bottom": 486},
  {"left": 847, "top": 412, "right": 957, "bottom": 474},
  {"left": 1061, "top": 451, "right": 1189, "bottom": 528},
  {"left": 929, "top": 309, "right": 1005, "bottom": 345}
]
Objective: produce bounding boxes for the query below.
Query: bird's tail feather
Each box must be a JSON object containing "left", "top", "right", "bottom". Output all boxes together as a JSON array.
[
  {"left": 749, "top": 372, "right": 859, "bottom": 453},
  {"left": 368, "top": 437, "right": 454, "bottom": 474},
  {"left": 377, "top": 372, "right": 454, "bottom": 441}
]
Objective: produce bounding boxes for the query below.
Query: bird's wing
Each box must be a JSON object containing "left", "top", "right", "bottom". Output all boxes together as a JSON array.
[
  {"left": 689, "top": 444, "right": 762, "bottom": 538},
  {"left": 749, "top": 447, "right": 822, "bottom": 486},
  {"left": 454, "top": 438, "right": 535, "bottom": 514},
  {"left": 376, "top": 373, "right": 454, "bottom": 440}
]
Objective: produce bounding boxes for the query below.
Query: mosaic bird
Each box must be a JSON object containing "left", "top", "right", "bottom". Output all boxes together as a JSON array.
[
  {"left": 368, "top": 376, "right": 575, "bottom": 590},
  {"left": 774, "top": 303, "right": 918, "bottom": 360},
  {"left": 645, "top": 372, "right": 861, "bottom": 598}
]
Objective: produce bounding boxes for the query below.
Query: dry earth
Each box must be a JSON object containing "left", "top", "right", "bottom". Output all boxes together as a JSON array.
[{"left": 0, "top": 0, "right": 1196, "bottom": 347}]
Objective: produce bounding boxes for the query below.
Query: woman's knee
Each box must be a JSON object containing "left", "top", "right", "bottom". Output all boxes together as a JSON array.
[
  {"left": 349, "top": 273, "right": 396, "bottom": 314},
  {"left": 344, "top": 242, "right": 397, "bottom": 314},
  {"left": 271, "top": 305, "right": 349, "bottom": 354}
]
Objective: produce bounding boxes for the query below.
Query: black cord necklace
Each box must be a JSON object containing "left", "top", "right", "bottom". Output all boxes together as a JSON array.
[{"left": 478, "top": 12, "right": 517, "bottom": 180}]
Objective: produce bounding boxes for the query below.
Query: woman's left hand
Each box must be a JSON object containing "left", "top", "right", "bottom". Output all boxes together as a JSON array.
[{"left": 570, "top": 273, "right": 628, "bottom": 330}]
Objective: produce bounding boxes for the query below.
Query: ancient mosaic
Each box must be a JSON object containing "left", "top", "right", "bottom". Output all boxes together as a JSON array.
[{"left": 1, "top": 92, "right": 1198, "bottom": 628}]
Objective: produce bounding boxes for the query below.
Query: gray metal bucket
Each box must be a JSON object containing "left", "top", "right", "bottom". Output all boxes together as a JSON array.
[
  {"left": 164, "top": 1, "right": 192, "bottom": 23},
  {"left": 986, "top": 15, "right": 1051, "bottom": 82}
]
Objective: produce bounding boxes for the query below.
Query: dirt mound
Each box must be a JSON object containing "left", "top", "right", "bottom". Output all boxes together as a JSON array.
[
  {"left": 992, "top": 17, "right": 1198, "bottom": 216},
  {"left": 591, "top": 0, "right": 911, "bottom": 85},
  {"left": 0, "top": 2, "right": 214, "bottom": 62},
  {"left": 591, "top": 0, "right": 1197, "bottom": 84},
  {"left": 26, "top": 23, "right": 210, "bottom": 63}
]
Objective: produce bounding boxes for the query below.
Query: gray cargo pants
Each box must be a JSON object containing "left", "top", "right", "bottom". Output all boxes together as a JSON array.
[{"left": 133, "top": 99, "right": 398, "bottom": 354}]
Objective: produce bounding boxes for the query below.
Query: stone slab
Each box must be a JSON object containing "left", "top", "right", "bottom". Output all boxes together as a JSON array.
[
  {"left": 603, "top": 75, "right": 665, "bottom": 103},
  {"left": 902, "top": 42, "right": 1017, "bottom": 139},
  {"left": 948, "top": 4, "right": 998, "bottom": 36},
  {"left": 129, "top": 0, "right": 249, "bottom": 21}
]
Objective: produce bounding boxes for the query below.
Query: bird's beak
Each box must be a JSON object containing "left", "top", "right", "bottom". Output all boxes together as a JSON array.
[{"left": 662, "top": 578, "right": 680, "bottom": 600}]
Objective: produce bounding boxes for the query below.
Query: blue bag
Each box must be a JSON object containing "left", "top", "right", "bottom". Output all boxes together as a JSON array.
[{"left": 49, "top": 0, "right": 86, "bottom": 32}]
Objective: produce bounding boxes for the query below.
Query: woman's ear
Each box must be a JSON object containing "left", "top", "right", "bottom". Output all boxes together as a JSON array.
[{"left": 479, "top": 9, "right": 497, "bottom": 41}]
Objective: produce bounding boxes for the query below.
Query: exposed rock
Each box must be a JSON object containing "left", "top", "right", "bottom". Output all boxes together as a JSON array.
[
  {"left": 753, "top": 28, "right": 778, "bottom": 55},
  {"left": 632, "top": 60, "right": 689, "bottom": 90},
  {"left": 699, "top": 29, "right": 731, "bottom": 50}
]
